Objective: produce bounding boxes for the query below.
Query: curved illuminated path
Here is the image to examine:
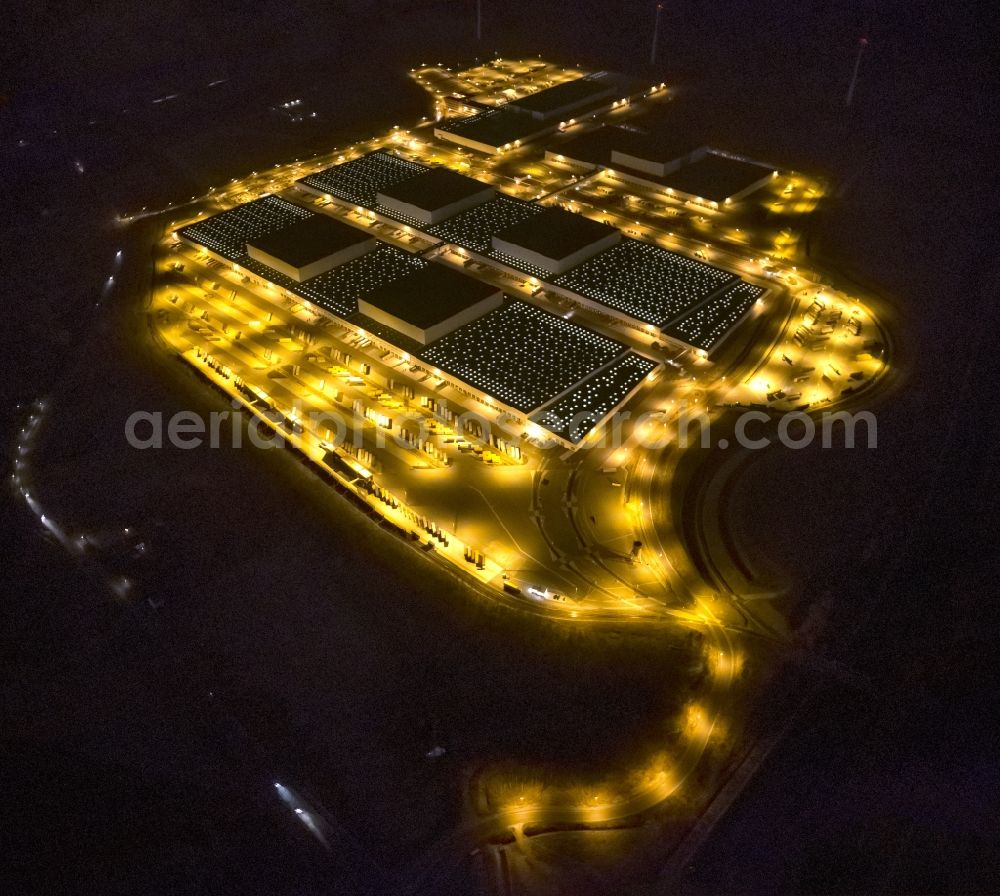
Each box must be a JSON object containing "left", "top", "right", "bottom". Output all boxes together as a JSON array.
[
  {"left": 33, "top": 57, "right": 894, "bottom": 891},
  {"left": 397, "top": 594, "right": 736, "bottom": 896},
  {"left": 399, "top": 383, "right": 890, "bottom": 895},
  {"left": 390, "top": 269, "right": 891, "bottom": 892}
]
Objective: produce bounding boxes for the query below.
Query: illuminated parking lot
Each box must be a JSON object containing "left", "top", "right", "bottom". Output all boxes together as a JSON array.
[
  {"left": 142, "top": 56, "right": 894, "bottom": 867},
  {"left": 153, "top": 54, "right": 889, "bottom": 636}
]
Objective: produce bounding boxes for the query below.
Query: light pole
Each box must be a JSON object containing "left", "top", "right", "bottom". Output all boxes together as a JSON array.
[
  {"left": 650, "top": 2, "right": 664, "bottom": 67},
  {"left": 845, "top": 36, "right": 869, "bottom": 107}
]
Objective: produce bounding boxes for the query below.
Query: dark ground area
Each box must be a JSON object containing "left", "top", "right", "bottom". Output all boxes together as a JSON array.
[{"left": 2, "top": 0, "right": 998, "bottom": 893}]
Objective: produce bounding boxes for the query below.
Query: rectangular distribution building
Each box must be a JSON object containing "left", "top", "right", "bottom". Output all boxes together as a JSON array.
[
  {"left": 490, "top": 206, "right": 621, "bottom": 275},
  {"left": 175, "top": 195, "right": 660, "bottom": 447},
  {"left": 435, "top": 72, "right": 652, "bottom": 154},
  {"left": 433, "top": 107, "right": 549, "bottom": 155},
  {"left": 546, "top": 124, "right": 699, "bottom": 177},
  {"left": 657, "top": 151, "right": 776, "bottom": 205},
  {"left": 546, "top": 126, "right": 777, "bottom": 207},
  {"left": 358, "top": 262, "right": 503, "bottom": 345},
  {"left": 192, "top": 133, "right": 770, "bottom": 366},
  {"left": 246, "top": 213, "right": 376, "bottom": 282},
  {"left": 376, "top": 167, "right": 495, "bottom": 225},
  {"left": 506, "top": 76, "right": 616, "bottom": 121}
]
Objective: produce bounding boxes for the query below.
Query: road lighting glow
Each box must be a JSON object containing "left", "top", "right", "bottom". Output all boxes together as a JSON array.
[{"left": 144, "top": 53, "right": 892, "bottom": 850}]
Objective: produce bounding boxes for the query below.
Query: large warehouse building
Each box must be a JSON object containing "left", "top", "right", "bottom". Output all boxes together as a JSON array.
[
  {"left": 176, "top": 195, "right": 659, "bottom": 446},
  {"left": 358, "top": 262, "right": 502, "bottom": 345},
  {"left": 375, "top": 167, "right": 495, "bottom": 225},
  {"left": 546, "top": 126, "right": 777, "bottom": 207},
  {"left": 490, "top": 206, "right": 621, "bottom": 275},
  {"left": 545, "top": 125, "right": 699, "bottom": 177},
  {"left": 246, "top": 213, "right": 376, "bottom": 282},
  {"left": 506, "top": 75, "right": 617, "bottom": 121},
  {"left": 292, "top": 149, "right": 767, "bottom": 352},
  {"left": 434, "top": 72, "right": 652, "bottom": 154},
  {"left": 433, "top": 107, "right": 546, "bottom": 155},
  {"left": 655, "top": 151, "right": 775, "bottom": 206}
]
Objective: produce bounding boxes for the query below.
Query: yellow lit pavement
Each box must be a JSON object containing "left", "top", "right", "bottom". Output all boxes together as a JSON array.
[{"left": 144, "top": 56, "right": 893, "bottom": 864}]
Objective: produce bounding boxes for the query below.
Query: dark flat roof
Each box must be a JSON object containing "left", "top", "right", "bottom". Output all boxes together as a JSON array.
[
  {"left": 494, "top": 206, "right": 618, "bottom": 260},
  {"left": 297, "top": 150, "right": 429, "bottom": 207},
  {"left": 437, "top": 107, "right": 545, "bottom": 148},
  {"left": 427, "top": 195, "right": 544, "bottom": 254},
  {"left": 531, "top": 352, "right": 656, "bottom": 443},
  {"left": 378, "top": 167, "right": 492, "bottom": 210},
  {"left": 363, "top": 263, "right": 499, "bottom": 329},
  {"left": 612, "top": 139, "right": 696, "bottom": 166},
  {"left": 551, "top": 237, "right": 735, "bottom": 327},
  {"left": 247, "top": 213, "right": 372, "bottom": 267},
  {"left": 418, "top": 299, "right": 627, "bottom": 414},
  {"left": 547, "top": 126, "right": 625, "bottom": 166},
  {"left": 549, "top": 124, "right": 697, "bottom": 169},
  {"left": 509, "top": 77, "right": 612, "bottom": 117},
  {"left": 178, "top": 195, "right": 313, "bottom": 261},
  {"left": 662, "top": 279, "right": 765, "bottom": 352},
  {"left": 661, "top": 153, "right": 773, "bottom": 202}
]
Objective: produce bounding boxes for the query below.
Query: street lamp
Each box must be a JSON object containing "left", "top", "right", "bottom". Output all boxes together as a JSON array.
[{"left": 845, "top": 36, "right": 869, "bottom": 107}]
